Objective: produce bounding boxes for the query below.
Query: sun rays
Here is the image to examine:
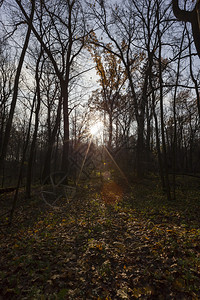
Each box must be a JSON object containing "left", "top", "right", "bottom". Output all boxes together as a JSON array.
[{"left": 89, "top": 121, "right": 104, "bottom": 137}]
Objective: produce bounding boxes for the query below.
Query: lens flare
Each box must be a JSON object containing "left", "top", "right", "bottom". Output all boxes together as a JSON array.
[{"left": 90, "top": 121, "right": 104, "bottom": 136}]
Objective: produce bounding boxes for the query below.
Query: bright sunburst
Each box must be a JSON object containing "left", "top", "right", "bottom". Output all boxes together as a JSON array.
[{"left": 90, "top": 121, "right": 104, "bottom": 136}]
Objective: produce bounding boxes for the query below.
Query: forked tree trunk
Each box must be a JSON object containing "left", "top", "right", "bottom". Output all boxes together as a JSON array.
[{"left": 172, "top": 0, "right": 200, "bottom": 57}]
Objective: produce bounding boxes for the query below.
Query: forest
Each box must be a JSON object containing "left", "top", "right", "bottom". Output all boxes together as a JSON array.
[{"left": 0, "top": 0, "right": 200, "bottom": 298}]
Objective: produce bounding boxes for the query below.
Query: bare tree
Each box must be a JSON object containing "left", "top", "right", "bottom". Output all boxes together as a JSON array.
[{"left": 15, "top": 0, "right": 88, "bottom": 178}]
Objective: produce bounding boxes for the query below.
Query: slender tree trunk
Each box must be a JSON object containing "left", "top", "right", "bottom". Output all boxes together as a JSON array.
[
  {"left": 61, "top": 1, "right": 73, "bottom": 176},
  {"left": 61, "top": 81, "right": 70, "bottom": 175},
  {"left": 136, "top": 63, "right": 149, "bottom": 177},
  {"left": 126, "top": 69, "right": 145, "bottom": 178},
  {"left": 42, "top": 96, "right": 62, "bottom": 181},
  {"left": 0, "top": 1, "right": 35, "bottom": 169},
  {"left": 136, "top": 115, "right": 145, "bottom": 178},
  {"left": 25, "top": 93, "right": 37, "bottom": 198},
  {"left": 189, "top": 137, "right": 194, "bottom": 173},
  {"left": 146, "top": 100, "right": 151, "bottom": 160},
  {"left": 149, "top": 76, "right": 165, "bottom": 191},
  {"left": 25, "top": 50, "right": 43, "bottom": 198},
  {"left": 9, "top": 86, "right": 35, "bottom": 224},
  {"left": 172, "top": 26, "right": 185, "bottom": 200},
  {"left": 157, "top": 6, "right": 171, "bottom": 201},
  {"left": 108, "top": 113, "right": 113, "bottom": 150}
]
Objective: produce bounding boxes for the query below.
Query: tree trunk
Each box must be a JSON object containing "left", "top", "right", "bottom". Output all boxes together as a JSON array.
[
  {"left": 42, "top": 96, "right": 62, "bottom": 181},
  {"left": 25, "top": 49, "right": 43, "bottom": 198},
  {"left": 157, "top": 5, "right": 171, "bottom": 201},
  {"left": 172, "top": 0, "right": 200, "bottom": 57},
  {"left": 9, "top": 83, "right": 35, "bottom": 224},
  {"left": 172, "top": 26, "right": 185, "bottom": 200},
  {"left": 108, "top": 113, "right": 113, "bottom": 150},
  {"left": 61, "top": 81, "right": 70, "bottom": 175},
  {"left": 136, "top": 115, "right": 145, "bottom": 178},
  {"left": 0, "top": 1, "right": 34, "bottom": 169}
]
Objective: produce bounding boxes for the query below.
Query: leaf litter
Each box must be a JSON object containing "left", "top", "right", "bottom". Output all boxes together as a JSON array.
[{"left": 0, "top": 179, "right": 200, "bottom": 299}]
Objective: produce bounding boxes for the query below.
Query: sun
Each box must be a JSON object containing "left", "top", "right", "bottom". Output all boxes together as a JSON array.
[{"left": 90, "top": 121, "right": 104, "bottom": 136}]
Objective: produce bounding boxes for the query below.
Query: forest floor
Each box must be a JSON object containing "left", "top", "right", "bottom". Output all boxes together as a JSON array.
[{"left": 0, "top": 174, "right": 200, "bottom": 299}]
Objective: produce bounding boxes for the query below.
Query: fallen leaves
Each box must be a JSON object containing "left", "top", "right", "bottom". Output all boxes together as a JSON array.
[{"left": 0, "top": 181, "right": 200, "bottom": 299}]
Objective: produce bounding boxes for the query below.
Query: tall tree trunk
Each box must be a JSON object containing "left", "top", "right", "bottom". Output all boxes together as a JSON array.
[
  {"left": 25, "top": 49, "right": 43, "bottom": 198},
  {"left": 137, "top": 66, "right": 149, "bottom": 177},
  {"left": 149, "top": 60, "right": 165, "bottom": 190},
  {"left": 172, "top": 26, "right": 186, "bottom": 200},
  {"left": 146, "top": 100, "right": 151, "bottom": 160},
  {"left": 136, "top": 115, "right": 145, "bottom": 178},
  {"left": 61, "top": 1, "right": 74, "bottom": 176},
  {"left": 42, "top": 96, "right": 62, "bottom": 181},
  {"left": 61, "top": 81, "right": 70, "bottom": 175},
  {"left": 9, "top": 86, "right": 35, "bottom": 224},
  {"left": 157, "top": 5, "right": 171, "bottom": 201},
  {"left": 108, "top": 113, "right": 113, "bottom": 150},
  {"left": 0, "top": 1, "right": 35, "bottom": 169},
  {"left": 126, "top": 68, "right": 145, "bottom": 178}
]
